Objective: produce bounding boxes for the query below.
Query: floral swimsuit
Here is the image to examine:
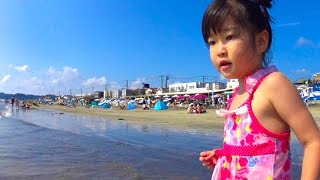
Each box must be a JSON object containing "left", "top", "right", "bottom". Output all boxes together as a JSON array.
[{"left": 212, "top": 66, "right": 291, "bottom": 180}]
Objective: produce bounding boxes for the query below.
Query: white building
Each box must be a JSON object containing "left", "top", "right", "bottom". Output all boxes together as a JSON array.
[
  {"left": 162, "top": 81, "right": 227, "bottom": 95},
  {"left": 226, "top": 79, "right": 239, "bottom": 89},
  {"left": 110, "top": 90, "right": 122, "bottom": 98}
]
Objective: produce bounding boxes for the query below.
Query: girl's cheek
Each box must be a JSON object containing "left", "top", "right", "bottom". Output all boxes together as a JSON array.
[{"left": 210, "top": 55, "right": 218, "bottom": 66}]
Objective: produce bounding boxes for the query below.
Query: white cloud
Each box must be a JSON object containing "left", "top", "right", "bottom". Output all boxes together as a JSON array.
[
  {"left": 295, "top": 68, "right": 309, "bottom": 74},
  {"left": 82, "top": 77, "right": 107, "bottom": 87},
  {"left": 47, "top": 67, "right": 56, "bottom": 75},
  {"left": 296, "top": 37, "right": 314, "bottom": 47},
  {"left": 130, "top": 78, "right": 146, "bottom": 89},
  {"left": 20, "top": 77, "right": 47, "bottom": 94},
  {"left": 47, "top": 66, "right": 79, "bottom": 84},
  {"left": 276, "top": 22, "right": 300, "bottom": 28},
  {"left": 14, "top": 65, "right": 29, "bottom": 72},
  {"left": 108, "top": 81, "right": 122, "bottom": 90},
  {"left": 0, "top": 74, "right": 11, "bottom": 84}
]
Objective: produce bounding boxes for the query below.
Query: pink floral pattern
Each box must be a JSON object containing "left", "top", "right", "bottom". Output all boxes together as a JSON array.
[{"left": 212, "top": 66, "right": 291, "bottom": 180}]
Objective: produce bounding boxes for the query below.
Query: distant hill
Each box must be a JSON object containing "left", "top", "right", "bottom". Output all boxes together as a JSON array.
[{"left": 0, "top": 92, "right": 56, "bottom": 100}]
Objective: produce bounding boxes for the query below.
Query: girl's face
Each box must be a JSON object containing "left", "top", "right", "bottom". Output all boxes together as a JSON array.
[{"left": 208, "top": 16, "right": 263, "bottom": 80}]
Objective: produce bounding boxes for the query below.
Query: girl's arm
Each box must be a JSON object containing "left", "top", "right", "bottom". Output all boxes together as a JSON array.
[{"left": 267, "top": 72, "right": 320, "bottom": 179}]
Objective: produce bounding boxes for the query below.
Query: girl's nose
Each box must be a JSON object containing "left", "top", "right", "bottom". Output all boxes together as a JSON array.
[{"left": 217, "top": 43, "right": 227, "bottom": 57}]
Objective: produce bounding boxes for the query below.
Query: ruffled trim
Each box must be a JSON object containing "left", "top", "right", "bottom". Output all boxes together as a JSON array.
[
  {"left": 244, "top": 66, "right": 277, "bottom": 94},
  {"left": 216, "top": 105, "right": 247, "bottom": 117}
]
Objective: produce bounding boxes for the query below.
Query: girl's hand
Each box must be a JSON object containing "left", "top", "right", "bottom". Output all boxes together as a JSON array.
[{"left": 199, "top": 150, "right": 218, "bottom": 169}]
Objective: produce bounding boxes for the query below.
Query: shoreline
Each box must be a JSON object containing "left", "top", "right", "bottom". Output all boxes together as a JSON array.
[
  {"left": 38, "top": 105, "right": 225, "bottom": 132},
  {"left": 38, "top": 104, "right": 320, "bottom": 132}
]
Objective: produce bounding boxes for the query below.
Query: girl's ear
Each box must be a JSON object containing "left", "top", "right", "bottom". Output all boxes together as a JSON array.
[{"left": 256, "top": 30, "right": 269, "bottom": 53}]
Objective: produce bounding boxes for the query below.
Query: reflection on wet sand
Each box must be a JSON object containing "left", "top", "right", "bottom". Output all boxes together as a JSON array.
[{"left": 0, "top": 103, "right": 308, "bottom": 178}]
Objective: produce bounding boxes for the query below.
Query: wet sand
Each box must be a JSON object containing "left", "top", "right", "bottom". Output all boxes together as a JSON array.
[{"left": 39, "top": 104, "right": 320, "bottom": 132}]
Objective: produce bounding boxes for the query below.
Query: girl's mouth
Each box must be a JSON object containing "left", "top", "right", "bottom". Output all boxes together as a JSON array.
[{"left": 220, "top": 60, "right": 232, "bottom": 70}]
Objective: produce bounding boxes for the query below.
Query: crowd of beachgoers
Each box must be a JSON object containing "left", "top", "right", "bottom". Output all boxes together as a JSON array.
[
  {"left": 49, "top": 94, "right": 229, "bottom": 114},
  {"left": 3, "top": 96, "right": 32, "bottom": 109}
]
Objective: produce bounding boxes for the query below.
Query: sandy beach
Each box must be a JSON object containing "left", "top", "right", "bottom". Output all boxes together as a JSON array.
[{"left": 39, "top": 104, "right": 320, "bottom": 132}]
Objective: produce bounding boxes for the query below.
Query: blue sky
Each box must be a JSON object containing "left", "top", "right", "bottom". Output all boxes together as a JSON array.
[{"left": 0, "top": 0, "right": 319, "bottom": 95}]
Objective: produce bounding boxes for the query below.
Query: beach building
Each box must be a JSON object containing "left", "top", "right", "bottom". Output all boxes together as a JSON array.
[
  {"left": 166, "top": 82, "right": 209, "bottom": 95},
  {"left": 213, "top": 82, "right": 226, "bottom": 90},
  {"left": 226, "top": 79, "right": 239, "bottom": 89},
  {"left": 313, "top": 73, "right": 320, "bottom": 82},
  {"left": 109, "top": 90, "right": 122, "bottom": 99},
  {"left": 103, "top": 90, "right": 112, "bottom": 99},
  {"left": 156, "top": 81, "right": 229, "bottom": 96},
  {"left": 294, "top": 78, "right": 308, "bottom": 86},
  {"left": 116, "top": 79, "right": 237, "bottom": 100},
  {"left": 121, "top": 89, "right": 134, "bottom": 98},
  {"left": 94, "top": 91, "right": 104, "bottom": 99},
  {"left": 145, "top": 88, "right": 157, "bottom": 95}
]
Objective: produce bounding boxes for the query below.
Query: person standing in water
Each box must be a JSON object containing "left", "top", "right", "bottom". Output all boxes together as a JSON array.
[
  {"left": 11, "top": 96, "right": 15, "bottom": 108},
  {"left": 199, "top": 0, "right": 320, "bottom": 179}
]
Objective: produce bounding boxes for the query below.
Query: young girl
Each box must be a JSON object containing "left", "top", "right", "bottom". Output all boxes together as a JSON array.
[{"left": 199, "top": 0, "right": 320, "bottom": 179}]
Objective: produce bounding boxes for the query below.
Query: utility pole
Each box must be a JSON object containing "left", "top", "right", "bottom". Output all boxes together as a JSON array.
[
  {"left": 125, "top": 80, "right": 129, "bottom": 89},
  {"left": 104, "top": 84, "right": 109, "bottom": 99},
  {"left": 70, "top": 89, "right": 72, "bottom": 96},
  {"left": 202, "top": 76, "right": 207, "bottom": 84},
  {"left": 160, "top": 75, "right": 165, "bottom": 88},
  {"left": 165, "top": 75, "right": 169, "bottom": 88},
  {"left": 80, "top": 88, "right": 82, "bottom": 97},
  {"left": 92, "top": 87, "right": 94, "bottom": 95}
]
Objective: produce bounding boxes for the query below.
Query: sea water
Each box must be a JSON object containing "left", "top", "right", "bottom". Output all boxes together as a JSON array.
[{"left": 0, "top": 102, "right": 302, "bottom": 179}]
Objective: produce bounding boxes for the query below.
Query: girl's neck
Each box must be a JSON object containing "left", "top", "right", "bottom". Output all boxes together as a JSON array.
[{"left": 237, "top": 65, "right": 263, "bottom": 93}]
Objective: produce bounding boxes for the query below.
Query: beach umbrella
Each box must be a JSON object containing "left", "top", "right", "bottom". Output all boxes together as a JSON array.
[
  {"left": 163, "top": 95, "right": 170, "bottom": 98},
  {"left": 172, "top": 95, "right": 179, "bottom": 98},
  {"left": 183, "top": 94, "right": 190, "bottom": 97},
  {"left": 178, "top": 95, "right": 185, "bottom": 100},
  {"left": 194, "top": 93, "right": 208, "bottom": 100}
]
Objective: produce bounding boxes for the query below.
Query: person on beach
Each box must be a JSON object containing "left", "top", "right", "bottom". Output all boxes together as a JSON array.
[
  {"left": 15, "top": 99, "right": 19, "bottom": 108},
  {"left": 187, "top": 103, "right": 197, "bottom": 113},
  {"left": 199, "top": 0, "right": 320, "bottom": 179},
  {"left": 11, "top": 96, "right": 15, "bottom": 107},
  {"left": 196, "top": 103, "right": 206, "bottom": 114}
]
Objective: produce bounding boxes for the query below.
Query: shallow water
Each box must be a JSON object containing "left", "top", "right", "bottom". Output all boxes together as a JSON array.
[{"left": 0, "top": 102, "right": 302, "bottom": 179}]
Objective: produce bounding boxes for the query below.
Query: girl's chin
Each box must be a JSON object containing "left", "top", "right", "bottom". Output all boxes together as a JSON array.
[{"left": 219, "top": 70, "right": 235, "bottom": 79}]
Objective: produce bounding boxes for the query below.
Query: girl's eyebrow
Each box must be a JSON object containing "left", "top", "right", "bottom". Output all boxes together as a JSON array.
[
  {"left": 210, "top": 27, "right": 237, "bottom": 36},
  {"left": 208, "top": 27, "right": 237, "bottom": 38}
]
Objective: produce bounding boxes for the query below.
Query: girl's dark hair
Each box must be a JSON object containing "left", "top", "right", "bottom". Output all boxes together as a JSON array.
[{"left": 202, "top": 0, "right": 273, "bottom": 67}]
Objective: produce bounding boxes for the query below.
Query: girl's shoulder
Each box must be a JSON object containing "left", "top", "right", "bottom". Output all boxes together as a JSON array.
[
  {"left": 257, "top": 71, "right": 300, "bottom": 103},
  {"left": 261, "top": 71, "right": 293, "bottom": 91}
]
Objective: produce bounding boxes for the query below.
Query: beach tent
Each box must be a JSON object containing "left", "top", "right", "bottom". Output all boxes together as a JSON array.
[
  {"left": 127, "top": 101, "right": 136, "bottom": 110},
  {"left": 91, "top": 101, "right": 99, "bottom": 107},
  {"left": 97, "top": 99, "right": 111, "bottom": 109},
  {"left": 99, "top": 102, "right": 111, "bottom": 109},
  {"left": 79, "top": 99, "right": 85, "bottom": 106},
  {"left": 154, "top": 100, "right": 168, "bottom": 110}
]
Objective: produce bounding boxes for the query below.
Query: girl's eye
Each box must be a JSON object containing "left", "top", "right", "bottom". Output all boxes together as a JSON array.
[
  {"left": 226, "top": 35, "right": 234, "bottom": 41},
  {"left": 208, "top": 40, "right": 216, "bottom": 46}
]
